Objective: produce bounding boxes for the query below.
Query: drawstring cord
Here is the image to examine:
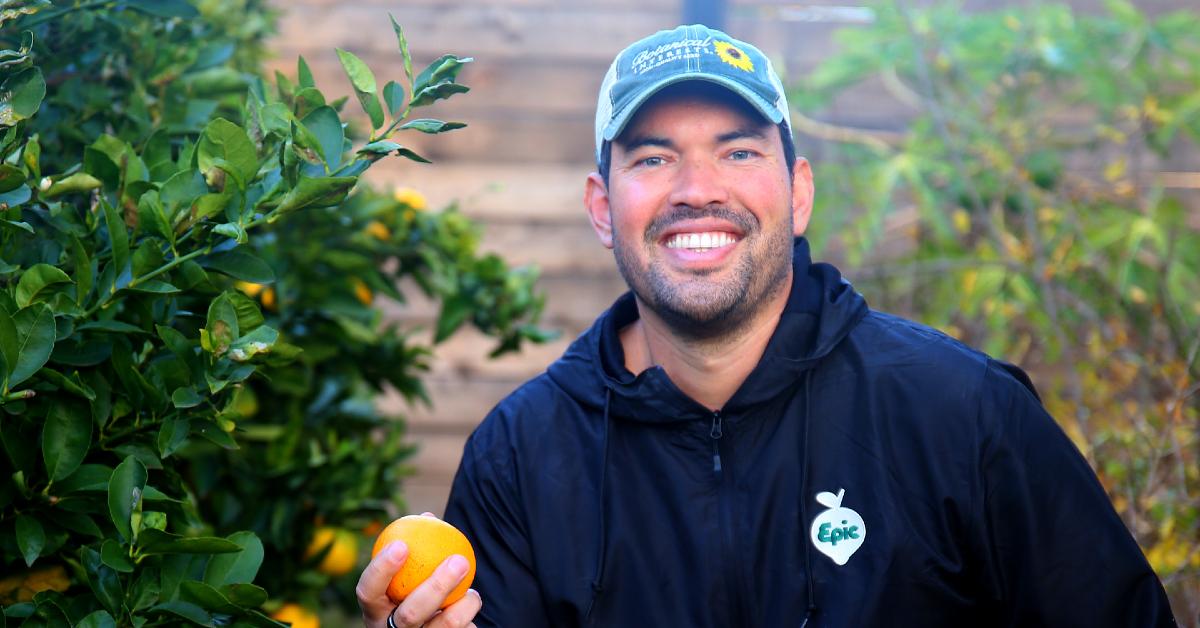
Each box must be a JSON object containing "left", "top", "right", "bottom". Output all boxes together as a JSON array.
[
  {"left": 585, "top": 388, "right": 613, "bottom": 624},
  {"left": 800, "top": 370, "right": 818, "bottom": 626}
]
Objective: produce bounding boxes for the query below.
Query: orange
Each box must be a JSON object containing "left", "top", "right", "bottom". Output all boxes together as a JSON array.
[
  {"left": 305, "top": 527, "right": 359, "bottom": 577},
  {"left": 270, "top": 603, "right": 319, "bottom": 628},
  {"left": 371, "top": 515, "right": 476, "bottom": 608}
]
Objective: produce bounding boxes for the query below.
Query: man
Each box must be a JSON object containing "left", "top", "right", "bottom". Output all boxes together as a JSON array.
[{"left": 357, "top": 25, "right": 1176, "bottom": 627}]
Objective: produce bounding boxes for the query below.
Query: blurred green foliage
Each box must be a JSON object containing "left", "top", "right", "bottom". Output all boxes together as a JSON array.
[
  {"left": 0, "top": 1, "right": 549, "bottom": 625},
  {"left": 794, "top": 0, "right": 1199, "bottom": 619}
]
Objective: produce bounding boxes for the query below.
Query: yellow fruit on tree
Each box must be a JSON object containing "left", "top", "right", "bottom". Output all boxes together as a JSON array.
[
  {"left": 305, "top": 527, "right": 359, "bottom": 577},
  {"left": 371, "top": 515, "right": 476, "bottom": 608},
  {"left": 365, "top": 220, "right": 391, "bottom": 240},
  {"left": 352, "top": 279, "right": 373, "bottom": 306},
  {"left": 271, "top": 603, "right": 319, "bottom": 628},
  {"left": 392, "top": 187, "right": 427, "bottom": 211},
  {"left": 0, "top": 565, "right": 70, "bottom": 604}
]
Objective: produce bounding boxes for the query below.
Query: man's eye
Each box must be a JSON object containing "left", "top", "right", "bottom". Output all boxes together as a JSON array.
[
  {"left": 638, "top": 156, "right": 665, "bottom": 167},
  {"left": 729, "top": 150, "right": 754, "bottom": 160}
]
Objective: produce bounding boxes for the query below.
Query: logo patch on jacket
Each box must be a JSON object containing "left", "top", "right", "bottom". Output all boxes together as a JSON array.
[{"left": 810, "top": 489, "right": 866, "bottom": 565}]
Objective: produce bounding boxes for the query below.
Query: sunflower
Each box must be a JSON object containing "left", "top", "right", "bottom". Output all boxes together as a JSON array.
[{"left": 714, "top": 41, "right": 754, "bottom": 72}]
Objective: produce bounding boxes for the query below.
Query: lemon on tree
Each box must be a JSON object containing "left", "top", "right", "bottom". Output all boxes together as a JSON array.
[{"left": 271, "top": 602, "right": 319, "bottom": 628}]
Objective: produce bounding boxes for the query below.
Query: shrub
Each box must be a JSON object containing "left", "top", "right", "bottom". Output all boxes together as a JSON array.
[
  {"left": 794, "top": 0, "right": 1199, "bottom": 618},
  {"left": 0, "top": 1, "right": 548, "bottom": 625}
]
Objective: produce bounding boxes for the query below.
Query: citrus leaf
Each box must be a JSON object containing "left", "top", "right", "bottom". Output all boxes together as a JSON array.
[
  {"left": 389, "top": 13, "right": 413, "bottom": 86},
  {"left": 300, "top": 106, "right": 344, "bottom": 170},
  {"left": 203, "top": 531, "right": 263, "bottom": 587},
  {"left": 76, "top": 610, "right": 117, "bottom": 628},
  {"left": 108, "top": 454, "right": 147, "bottom": 543},
  {"left": 82, "top": 547, "right": 123, "bottom": 616},
  {"left": 101, "top": 538, "right": 135, "bottom": 573},
  {"left": 15, "top": 514, "right": 44, "bottom": 566},
  {"left": 43, "top": 399, "right": 91, "bottom": 481},
  {"left": 137, "top": 529, "right": 243, "bottom": 555},
  {"left": 199, "top": 249, "right": 275, "bottom": 284},
  {"left": 198, "top": 118, "right": 258, "bottom": 187},
  {"left": 297, "top": 55, "right": 314, "bottom": 88},
  {"left": 15, "top": 263, "right": 73, "bottom": 307},
  {"left": 383, "top": 80, "right": 405, "bottom": 116},
  {"left": 274, "top": 175, "right": 356, "bottom": 214},
  {"left": 9, "top": 303, "right": 55, "bottom": 389},
  {"left": 357, "top": 89, "right": 385, "bottom": 130},
  {"left": 335, "top": 48, "right": 376, "bottom": 93},
  {"left": 0, "top": 67, "right": 45, "bottom": 126},
  {"left": 398, "top": 118, "right": 466, "bottom": 134}
]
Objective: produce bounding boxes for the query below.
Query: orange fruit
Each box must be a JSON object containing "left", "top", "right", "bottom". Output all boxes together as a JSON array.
[
  {"left": 371, "top": 515, "right": 476, "bottom": 608},
  {"left": 305, "top": 527, "right": 359, "bottom": 577},
  {"left": 271, "top": 603, "right": 319, "bottom": 628}
]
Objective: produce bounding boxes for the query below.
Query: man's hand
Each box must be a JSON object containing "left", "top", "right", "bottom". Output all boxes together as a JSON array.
[{"left": 357, "top": 513, "right": 482, "bottom": 628}]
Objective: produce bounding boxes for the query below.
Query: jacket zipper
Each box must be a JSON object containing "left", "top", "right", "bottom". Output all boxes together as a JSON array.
[
  {"left": 710, "top": 412, "right": 723, "bottom": 472},
  {"left": 711, "top": 411, "right": 748, "bottom": 626}
]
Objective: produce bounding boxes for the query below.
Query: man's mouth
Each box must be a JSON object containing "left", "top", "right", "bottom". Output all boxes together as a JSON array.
[{"left": 664, "top": 231, "right": 740, "bottom": 250}]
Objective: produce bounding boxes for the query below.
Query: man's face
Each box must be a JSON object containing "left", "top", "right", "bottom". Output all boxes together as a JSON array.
[{"left": 585, "top": 88, "right": 813, "bottom": 339}]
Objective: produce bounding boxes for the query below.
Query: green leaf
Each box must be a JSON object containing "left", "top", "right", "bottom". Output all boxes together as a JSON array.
[
  {"left": 227, "top": 326, "right": 278, "bottom": 362},
  {"left": 297, "top": 55, "right": 315, "bottom": 88},
  {"left": 43, "top": 399, "right": 90, "bottom": 481},
  {"left": 0, "top": 67, "right": 45, "bottom": 126},
  {"left": 157, "top": 416, "right": 190, "bottom": 458},
  {"left": 357, "top": 89, "right": 385, "bottom": 130},
  {"left": 8, "top": 303, "right": 55, "bottom": 389},
  {"left": 205, "top": 292, "right": 240, "bottom": 357},
  {"left": 399, "top": 118, "right": 467, "bottom": 134},
  {"left": 389, "top": 14, "right": 414, "bottom": 86},
  {"left": 409, "top": 81, "right": 470, "bottom": 108},
  {"left": 181, "top": 580, "right": 239, "bottom": 613},
  {"left": 435, "top": 295, "right": 472, "bottom": 342},
  {"left": 75, "top": 320, "right": 145, "bottom": 334},
  {"left": 383, "top": 81, "right": 405, "bottom": 116},
  {"left": 153, "top": 600, "right": 212, "bottom": 625},
  {"left": 274, "top": 175, "right": 356, "bottom": 214},
  {"left": 171, "top": 387, "right": 202, "bottom": 408},
  {"left": 0, "top": 163, "right": 25, "bottom": 192},
  {"left": 412, "top": 54, "right": 472, "bottom": 94},
  {"left": 335, "top": 48, "right": 377, "bottom": 93},
  {"left": 70, "top": 236, "right": 93, "bottom": 306},
  {"left": 101, "top": 538, "right": 135, "bottom": 573},
  {"left": 203, "top": 531, "right": 263, "bottom": 587},
  {"left": 198, "top": 118, "right": 258, "bottom": 187},
  {"left": 125, "top": 0, "right": 198, "bottom": 17},
  {"left": 0, "top": 218, "right": 33, "bottom": 233},
  {"left": 15, "top": 514, "right": 44, "bottom": 567},
  {"left": 357, "top": 140, "right": 402, "bottom": 156},
  {"left": 100, "top": 197, "right": 129, "bottom": 293},
  {"left": 83, "top": 546, "right": 123, "bottom": 616},
  {"left": 55, "top": 464, "right": 113, "bottom": 494},
  {"left": 76, "top": 610, "right": 117, "bottom": 628},
  {"left": 138, "top": 529, "right": 242, "bottom": 555},
  {"left": 43, "top": 172, "right": 101, "bottom": 198},
  {"left": 213, "top": 222, "right": 248, "bottom": 243},
  {"left": 199, "top": 249, "right": 275, "bottom": 284},
  {"left": 220, "top": 582, "right": 268, "bottom": 609},
  {"left": 107, "top": 455, "right": 147, "bottom": 543},
  {"left": 0, "top": 305, "right": 16, "bottom": 383},
  {"left": 396, "top": 146, "right": 433, "bottom": 164},
  {"left": 15, "top": 263, "right": 72, "bottom": 308},
  {"left": 137, "top": 190, "right": 174, "bottom": 246},
  {"left": 300, "top": 106, "right": 344, "bottom": 170},
  {"left": 124, "top": 279, "right": 180, "bottom": 294}
]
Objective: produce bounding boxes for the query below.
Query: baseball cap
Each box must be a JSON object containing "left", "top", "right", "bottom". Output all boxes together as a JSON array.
[{"left": 594, "top": 24, "right": 793, "bottom": 166}]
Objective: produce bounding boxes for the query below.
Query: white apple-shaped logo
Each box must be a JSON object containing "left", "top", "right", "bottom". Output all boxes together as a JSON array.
[{"left": 810, "top": 488, "right": 866, "bottom": 566}]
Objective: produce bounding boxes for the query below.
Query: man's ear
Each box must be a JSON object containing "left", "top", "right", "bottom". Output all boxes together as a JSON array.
[
  {"left": 584, "top": 172, "right": 615, "bottom": 249},
  {"left": 791, "top": 157, "right": 814, "bottom": 236}
]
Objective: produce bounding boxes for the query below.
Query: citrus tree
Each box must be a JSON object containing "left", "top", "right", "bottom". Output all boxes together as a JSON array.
[
  {"left": 0, "top": 1, "right": 549, "bottom": 625},
  {"left": 792, "top": 0, "right": 1199, "bottom": 618}
]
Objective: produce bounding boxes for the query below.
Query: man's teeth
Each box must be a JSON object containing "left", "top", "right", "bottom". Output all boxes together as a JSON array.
[{"left": 666, "top": 232, "right": 738, "bottom": 250}]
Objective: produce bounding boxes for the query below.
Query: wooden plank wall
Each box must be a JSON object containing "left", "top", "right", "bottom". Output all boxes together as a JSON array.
[{"left": 265, "top": 0, "right": 1198, "bottom": 515}]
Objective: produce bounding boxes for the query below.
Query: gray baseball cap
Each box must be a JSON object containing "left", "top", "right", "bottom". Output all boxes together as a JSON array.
[{"left": 594, "top": 24, "right": 792, "bottom": 166}]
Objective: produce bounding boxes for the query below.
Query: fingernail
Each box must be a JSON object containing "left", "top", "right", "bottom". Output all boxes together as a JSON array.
[
  {"left": 447, "top": 554, "right": 469, "bottom": 577},
  {"left": 387, "top": 541, "right": 407, "bottom": 558}
]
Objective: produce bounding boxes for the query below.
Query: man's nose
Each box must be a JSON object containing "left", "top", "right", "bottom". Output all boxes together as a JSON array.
[{"left": 667, "top": 157, "right": 729, "bottom": 208}]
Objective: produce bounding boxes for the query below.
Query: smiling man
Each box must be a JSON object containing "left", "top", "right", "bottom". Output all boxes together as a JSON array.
[{"left": 356, "top": 25, "right": 1176, "bottom": 628}]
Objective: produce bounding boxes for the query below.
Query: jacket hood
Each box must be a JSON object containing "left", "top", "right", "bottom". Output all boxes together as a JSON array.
[{"left": 547, "top": 237, "right": 868, "bottom": 423}]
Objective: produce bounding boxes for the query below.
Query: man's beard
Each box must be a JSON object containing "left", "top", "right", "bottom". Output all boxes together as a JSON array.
[{"left": 613, "top": 205, "right": 794, "bottom": 341}]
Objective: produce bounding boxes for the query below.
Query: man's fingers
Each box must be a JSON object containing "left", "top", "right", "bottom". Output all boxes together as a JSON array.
[
  {"left": 425, "top": 589, "right": 482, "bottom": 628},
  {"left": 356, "top": 541, "right": 407, "bottom": 622},
  {"left": 390, "top": 554, "right": 471, "bottom": 627}
]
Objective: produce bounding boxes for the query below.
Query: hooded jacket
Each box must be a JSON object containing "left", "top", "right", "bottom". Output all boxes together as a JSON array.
[{"left": 444, "top": 238, "right": 1175, "bottom": 627}]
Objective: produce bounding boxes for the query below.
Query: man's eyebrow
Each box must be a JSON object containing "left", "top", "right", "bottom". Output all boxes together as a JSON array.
[
  {"left": 716, "top": 127, "right": 769, "bottom": 143},
  {"left": 617, "top": 135, "right": 675, "bottom": 153}
]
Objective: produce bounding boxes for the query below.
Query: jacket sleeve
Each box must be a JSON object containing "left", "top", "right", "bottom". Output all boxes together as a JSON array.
[
  {"left": 974, "top": 360, "right": 1176, "bottom": 626},
  {"left": 443, "top": 412, "right": 553, "bottom": 628}
]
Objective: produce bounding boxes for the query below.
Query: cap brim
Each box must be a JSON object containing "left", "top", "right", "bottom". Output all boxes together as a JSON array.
[{"left": 601, "top": 73, "right": 785, "bottom": 144}]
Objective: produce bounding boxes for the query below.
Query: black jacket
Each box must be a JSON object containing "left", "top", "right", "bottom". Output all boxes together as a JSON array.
[{"left": 444, "top": 239, "right": 1175, "bottom": 627}]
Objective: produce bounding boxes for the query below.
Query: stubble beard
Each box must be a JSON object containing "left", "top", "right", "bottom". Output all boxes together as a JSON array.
[{"left": 613, "top": 205, "right": 794, "bottom": 342}]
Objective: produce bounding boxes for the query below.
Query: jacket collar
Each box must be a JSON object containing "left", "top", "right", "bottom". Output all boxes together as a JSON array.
[{"left": 550, "top": 238, "right": 868, "bottom": 423}]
